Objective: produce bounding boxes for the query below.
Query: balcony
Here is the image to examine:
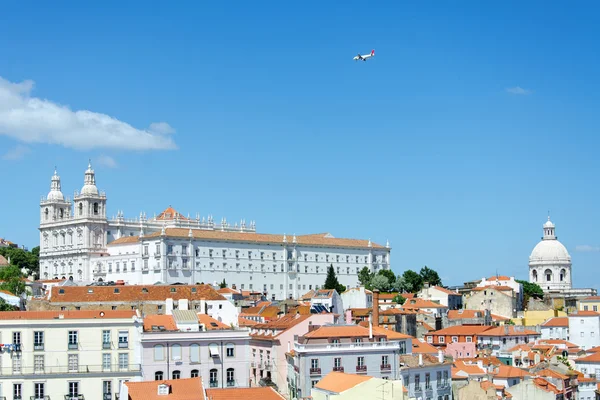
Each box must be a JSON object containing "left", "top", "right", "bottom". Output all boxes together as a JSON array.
[
  {"left": 102, "top": 342, "right": 111, "bottom": 350},
  {"left": 30, "top": 397, "right": 50, "bottom": 400},
  {"left": 294, "top": 340, "right": 405, "bottom": 353},
  {"left": 380, "top": 364, "right": 391, "bottom": 371},
  {"left": 309, "top": 368, "right": 321, "bottom": 376},
  {"left": 34, "top": 343, "right": 44, "bottom": 351},
  {"left": 0, "top": 364, "right": 141, "bottom": 376},
  {"left": 118, "top": 341, "right": 128, "bottom": 349},
  {"left": 226, "top": 380, "right": 235, "bottom": 387},
  {"left": 68, "top": 343, "right": 78, "bottom": 350},
  {"left": 64, "top": 396, "right": 84, "bottom": 400},
  {"left": 209, "top": 381, "right": 218, "bottom": 388},
  {"left": 103, "top": 395, "right": 112, "bottom": 400},
  {"left": 356, "top": 365, "right": 367, "bottom": 373},
  {"left": 332, "top": 366, "right": 344, "bottom": 372}
]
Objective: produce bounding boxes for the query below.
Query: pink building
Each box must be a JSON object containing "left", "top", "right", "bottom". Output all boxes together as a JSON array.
[
  {"left": 445, "top": 341, "right": 477, "bottom": 359},
  {"left": 249, "top": 312, "right": 335, "bottom": 396}
]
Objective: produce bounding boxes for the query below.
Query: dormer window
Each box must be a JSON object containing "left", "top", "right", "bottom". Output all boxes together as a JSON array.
[{"left": 157, "top": 384, "right": 169, "bottom": 395}]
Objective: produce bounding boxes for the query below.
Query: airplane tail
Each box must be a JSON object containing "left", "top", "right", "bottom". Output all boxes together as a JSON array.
[{"left": 371, "top": 49, "right": 375, "bottom": 56}]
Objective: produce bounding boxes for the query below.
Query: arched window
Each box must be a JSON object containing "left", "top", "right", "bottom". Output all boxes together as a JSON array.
[
  {"left": 78, "top": 203, "right": 83, "bottom": 216},
  {"left": 560, "top": 269, "right": 566, "bottom": 282},
  {"left": 59, "top": 208, "right": 64, "bottom": 218},
  {"left": 191, "top": 369, "right": 199, "bottom": 378},
  {"left": 93, "top": 202, "right": 99, "bottom": 215},
  {"left": 209, "top": 369, "right": 218, "bottom": 387},
  {"left": 171, "top": 344, "right": 182, "bottom": 360},
  {"left": 190, "top": 344, "right": 200, "bottom": 363},
  {"left": 545, "top": 269, "right": 553, "bottom": 282},
  {"left": 153, "top": 345, "right": 165, "bottom": 361},
  {"left": 172, "top": 370, "right": 181, "bottom": 379},
  {"left": 532, "top": 270, "right": 538, "bottom": 282},
  {"left": 155, "top": 371, "right": 163, "bottom": 380},
  {"left": 44, "top": 208, "right": 49, "bottom": 220},
  {"left": 226, "top": 368, "right": 235, "bottom": 387}
]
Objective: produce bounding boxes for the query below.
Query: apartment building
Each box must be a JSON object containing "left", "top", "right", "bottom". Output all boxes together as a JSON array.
[
  {"left": 140, "top": 311, "right": 250, "bottom": 389},
  {"left": 541, "top": 317, "right": 569, "bottom": 341},
  {"left": 477, "top": 326, "right": 541, "bottom": 356},
  {"left": 287, "top": 324, "right": 412, "bottom": 399},
  {"left": 399, "top": 353, "right": 453, "bottom": 400},
  {"left": 0, "top": 310, "right": 142, "bottom": 400}
]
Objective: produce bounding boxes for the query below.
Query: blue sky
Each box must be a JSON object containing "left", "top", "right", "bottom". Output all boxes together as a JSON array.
[{"left": 1, "top": 1, "right": 599, "bottom": 288}]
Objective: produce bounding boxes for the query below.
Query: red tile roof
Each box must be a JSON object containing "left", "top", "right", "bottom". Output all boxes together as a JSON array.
[
  {"left": 575, "top": 352, "right": 600, "bottom": 363},
  {"left": 432, "top": 286, "right": 460, "bottom": 295},
  {"left": 402, "top": 298, "right": 448, "bottom": 309},
  {"left": 486, "top": 276, "right": 511, "bottom": 281},
  {"left": 198, "top": 314, "right": 230, "bottom": 330},
  {"left": 0, "top": 310, "right": 136, "bottom": 320},
  {"left": 124, "top": 377, "right": 202, "bottom": 400},
  {"left": 478, "top": 326, "right": 539, "bottom": 337},
  {"left": 314, "top": 371, "right": 372, "bottom": 393},
  {"left": 570, "top": 311, "right": 600, "bottom": 316},
  {"left": 541, "top": 317, "right": 568, "bottom": 327},
  {"left": 155, "top": 206, "right": 189, "bottom": 221},
  {"left": 493, "top": 365, "right": 531, "bottom": 379},
  {"left": 205, "top": 387, "right": 285, "bottom": 400},
  {"left": 428, "top": 325, "right": 492, "bottom": 336},
  {"left": 144, "top": 315, "right": 178, "bottom": 331},
  {"left": 412, "top": 339, "right": 439, "bottom": 354}
]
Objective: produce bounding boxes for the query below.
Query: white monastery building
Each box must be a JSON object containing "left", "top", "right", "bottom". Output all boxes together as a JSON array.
[{"left": 39, "top": 164, "right": 391, "bottom": 300}]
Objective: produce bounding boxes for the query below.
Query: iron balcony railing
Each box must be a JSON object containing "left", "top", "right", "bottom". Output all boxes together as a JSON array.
[
  {"left": 0, "top": 364, "right": 141, "bottom": 376},
  {"left": 309, "top": 368, "right": 321, "bottom": 375}
]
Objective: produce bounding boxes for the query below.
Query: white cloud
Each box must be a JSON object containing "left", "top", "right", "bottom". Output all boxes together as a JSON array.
[
  {"left": 97, "top": 155, "right": 118, "bottom": 168},
  {"left": 506, "top": 86, "right": 532, "bottom": 95},
  {"left": 575, "top": 245, "right": 600, "bottom": 252},
  {"left": 1, "top": 144, "right": 30, "bottom": 160},
  {"left": 0, "top": 77, "right": 177, "bottom": 151}
]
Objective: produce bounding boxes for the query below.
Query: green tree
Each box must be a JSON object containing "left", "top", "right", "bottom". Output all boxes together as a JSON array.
[
  {"left": 0, "top": 246, "right": 39, "bottom": 276},
  {"left": 358, "top": 266, "right": 374, "bottom": 290},
  {"left": 505, "top": 319, "right": 516, "bottom": 325},
  {"left": 392, "top": 294, "right": 406, "bottom": 305},
  {"left": 0, "top": 298, "right": 16, "bottom": 311},
  {"left": 401, "top": 270, "right": 423, "bottom": 293},
  {"left": 370, "top": 274, "right": 391, "bottom": 292},
  {"left": 516, "top": 279, "right": 544, "bottom": 304},
  {"left": 392, "top": 275, "right": 407, "bottom": 292},
  {"left": 324, "top": 264, "right": 346, "bottom": 293},
  {"left": 0, "top": 265, "right": 26, "bottom": 296},
  {"left": 219, "top": 279, "right": 227, "bottom": 289},
  {"left": 378, "top": 269, "right": 396, "bottom": 284},
  {"left": 419, "top": 266, "right": 442, "bottom": 287}
]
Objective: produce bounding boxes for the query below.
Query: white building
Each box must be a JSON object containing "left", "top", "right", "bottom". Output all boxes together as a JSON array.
[
  {"left": 568, "top": 311, "right": 600, "bottom": 350},
  {"left": 529, "top": 216, "right": 572, "bottom": 292},
  {"left": 540, "top": 317, "right": 569, "bottom": 341},
  {"left": 0, "top": 310, "right": 142, "bottom": 400},
  {"left": 417, "top": 284, "right": 462, "bottom": 310},
  {"left": 340, "top": 286, "right": 373, "bottom": 310},
  {"left": 38, "top": 165, "right": 391, "bottom": 301}
]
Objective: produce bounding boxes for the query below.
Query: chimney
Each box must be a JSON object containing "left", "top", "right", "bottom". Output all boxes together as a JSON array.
[
  {"left": 373, "top": 289, "right": 380, "bottom": 327},
  {"left": 346, "top": 309, "right": 352, "bottom": 324},
  {"left": 438, "top": 350, "right": 444, "bottom": 363},
  {"left": 418, "top": 353, "right": 423, "bottom": 366}
]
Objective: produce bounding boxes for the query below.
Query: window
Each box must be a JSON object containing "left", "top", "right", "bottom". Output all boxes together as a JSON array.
[
  {"left": 452, "top": 336, "right": 458, "bottom": 343},
  {"left": 426, "top": 336, "right": 433, "bottom": 343},
  {"left": 227, "top": 368, "right": 235, "bottom": 386},
  {"left": 191, "top": 369, "right": 199, "bottom": 378},
  {"left": 334, "top": 357, "right": 342, "bottom": 368},
  {"left": 190, "top": 343, "right": 200, "bottom": 363},
  {"left": 103, "top": 353, "right": 111, "bottom": 370},
  {"left": 68, "top": 354, "right": 78, "bottom": 372},
  {"left": 34, "top": 383, "right": 45, "bottom": 399},
  {"left": 119, "top": 353, "right": 129, "bottom": 369},
  {"left": 171, "top": 344, "right": 182, "bottom": 360},
  {"left": 425, "top": 373, "right": 431, "bottom": 389},
  {"left": 155, "top": 371, "right": 164, "bottom": 380},
  {"left": 68, "top": 331, "right": 78, "bottom": 349},
  {"left": 13, "top": 331, "right": 21, "bottom": 345},
  {"left": 69, "top": 382, "right": 79, "bottom": 399},
  {"left": 172, "top": 370, "right": 181, "bottom": 379},
  {"left": 311, "top": 380, "right": 319, "bottom": 388},
  {"left": 210, "top": 369, "right": 218, "bottom": 387},
  {"left": 382, "top": 355, "right": 389, "bottom": 366},
  {"left": 154, "top": 344, "right": 165, "bottom": 361},
  {"left": 14, "top": 384, "right": 22, "bottom": 400},
  {"left": 34, "top": 331, "right": 44, "bottom": 350},
  {"left": 118, "top": 331, "right": 129, "bottom": 348},
  {"left": 439, "top": 336, "right": 445, "bottom": 343},
  {"left": 415, "top": 374, "right": 421, "bottom": 390},
  {"left": 443, "top": 370, "right": 449, "bottom": 386},
  {"left": 466, "top": 336, "right": 472, "bottom": 342},
  {"left": 34, "top": 354, "right": 45, "bottom": 373},
  {"left": 357, "top": 356, "right": 365, "bottom": 367},
  {"left": 103, "top": 381, "right": 112, "bottom": 397},
  {"left": 226, "top": 344, "right": 235, "bottom": 357}
]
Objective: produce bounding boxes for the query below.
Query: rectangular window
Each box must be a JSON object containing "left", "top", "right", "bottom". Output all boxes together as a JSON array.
[
  {"left": 226, "top": 346, "right": 234, "bottom": 357},
  {"left": 103, "top": 381, "right": 112, "bottom": 396},
  {"left": 103, "top": 353, "right": 111, "bottom": 370},
  {"left": 13, "top": 331, "right": 21, "bottom": 345},
  {"left": 68, "top": 354, "right": 79, "bottom": 372},
  {"left": 425, "top": 373, "right": 431, "bottom": 389},
  {"left": 13, "top": 384, "right": 22, "bottom": 400},
  {"left": 34, "top": 383, "right": 45, "bottom": 399},
  {"left": 439, "top": 336, "right": 445, "bottom": 343},
  {"left": 34, "top": 355, "right": 45, "bottom": 372},
  {"left": 311, "top": 359, "right": 319, "bottom": 369},
  {"left": 34, "top": 331, "right": 44, "bottom": 350},
  {"left": 119, "top": 353, "right": 128, "bottom": 369},
  {"left": 12, "top": 353, "right": 22, "bottom": 374},
  {"left": 415, "top": 374, "right": 421, "bottom": 390},
  {"left": 382, "top": 355, "right": 388, "bottom": 365},
  {"left": 68, "top": 331, "right": 78, "bottom": 349},
  {"left": 437, "top": 371, "right": 442, "bottom": 387},
  {"left": 334, "top": 357, "right": 342, "bottom": 368},
  {"left": 190, "top": 344, "right": 200, "bottom": 363},
  {"left": 68, "top": 382, "right": 79, "bottom": 398},
  {"left": 144, "top": 245, "right": 149, "bottom": 255},
  {"left": 118, "top": 331, "right": 129, "bottom": 348}
]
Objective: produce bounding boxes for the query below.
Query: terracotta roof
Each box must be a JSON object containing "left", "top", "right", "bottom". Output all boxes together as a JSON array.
[
  {"left": 412, "top": 339, "right": 439, "bottom": 354},
  {"left": 448, "top": 310, "right": 486, "bottom": 320},
  {"left": 581, "top": 296, "right": 600, "bottom": 301},
  {"left": 109, "top": 235, "right": 140, "bottom": 245},
  {"left": 144, "top": 315, "right": 178, "bottom": 331},
  {"left": 453, "top": 361, "right": 486, "bottom": 376},
  {"left": 304, "top": 325, "right": 373, "bottom": 339},
  {"left": 507, "top": 344, "right": 532, "bottom": 352},
  {"left": 301, "top": 290, "right": 315, "bottom": 300},
  {"left": 493, "top": 365, "right": 531, "bottom": 379},
  {"left": 532, "top": 377, "right": 561, "bottom": 395},
  {"left": 124, "top": 377, "right": 202, "bottom": 400},
  {"left": 570, "top": 310, "right": 600, "bottom": 316},
  {"left": 432, "top": 286, "right": 460, "bottom": 295},
  {"left": 313, "top": 289, "right": 335, "bottom": 298},
  {"left": 0, "top": 254, "right": 9, "bottom": 266},
  {"left": 378, "top": 293, "right": 398, "bottom": 300},
  {"left": 155, "top": 206, "right": 189, "bottom": 221},
  {"left": 402, "top": 298, "right": 448, "bottom": 309},
  {"left": 239, "top": 305, "right": 280, "bottom": 319},
  {"left": 0, "top": 310, "right": 136, "bottom": 320},
  {"left": 472, "top": 286, "right": 514, "bottom": 292},
  {"left": 537, "top": 369, "right": 569, "bottom": 380},
  {"left": 371, "top": 325, "right": 413, "bottom": 340},
  {"left": 314, "top": 371, "right": 372, "bottom": 393},
  {"left": 47, "top": 284, "right": 225, "bottom": 303},
  {"left": 586, "top": 346, "right": 600, "bottom": 353},
  {"left": 141, "top": 229, "right": 384, "bottom": 249},
  {"left": 575, "top": 352, "right": 600, "bottom": 363},
  {"left": 541, "top": 317, "right": 568, "bottom": 327},
  {"left": 478, "top": 326, "right": 539, "bottom": 337},
  {"left": 419, "top": 321, "right": 435, "bottom": 331},
  {"left": 486, "top": 276, "right": 511, "bottom": 281},
  {"left": 238, "top": 317, "right": 259, "bottom": 327},
  {"left": 198, "top": 314, "right": 230, "bottom": 330},
  {"left": 251, "top": 314, "right": 313, "bottom": 340},
  {"left": 428, "top": 325, "right": 492, "bottom": 336},
  {"left": 217, "top": 287, "right": 240, "bottom": 294},
  {"left": 205, "top": 387, "right": 284, "bottom": 400}
]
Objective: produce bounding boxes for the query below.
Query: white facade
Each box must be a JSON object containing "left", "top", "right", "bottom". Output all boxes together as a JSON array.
[
  {"left": 529, "top": 217, "right": 572, "bottom": 292},
  {"left": 540, "top": 318, "right": 569, "bottom": 341},
  {"left": 568, "top": 313, "right": 600, "bottom": 350},
  {"left": 0, "top": 311, "right": 142, "bottom": 400},
  {"left": 39, "top": 165, "right": 391, "bottom": 301},
  {"left": 417, "top": 285, "right": 462, "bottom": 310},
  {"left": 340, "top": 287, "right": 373, "bottom": 310}
]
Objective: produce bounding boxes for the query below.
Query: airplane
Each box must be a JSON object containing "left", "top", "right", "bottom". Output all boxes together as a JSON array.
[{"left": 353, "top": 49, "right": 375, "bottom": 61}]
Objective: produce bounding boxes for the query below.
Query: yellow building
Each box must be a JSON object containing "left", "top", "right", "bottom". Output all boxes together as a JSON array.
[
  {"left": 579, "top": 296, "right": 600, "bottom": 312},
  {"left": 512, "top": 309, "right": 567, "bottom": 326}
]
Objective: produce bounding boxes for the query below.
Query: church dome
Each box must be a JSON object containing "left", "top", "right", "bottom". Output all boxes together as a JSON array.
[
  {"left": 529, "top": 239, "right": 571, "bottom": 264},
  {"left": 80, "top": 161, "right": 99, "bottom": 196},
  {"left": 47, "top": 168, "right": 64, "bottom": 201},
  {"left": 80, "top": 183, "right": 99, "bottom": 196}
]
